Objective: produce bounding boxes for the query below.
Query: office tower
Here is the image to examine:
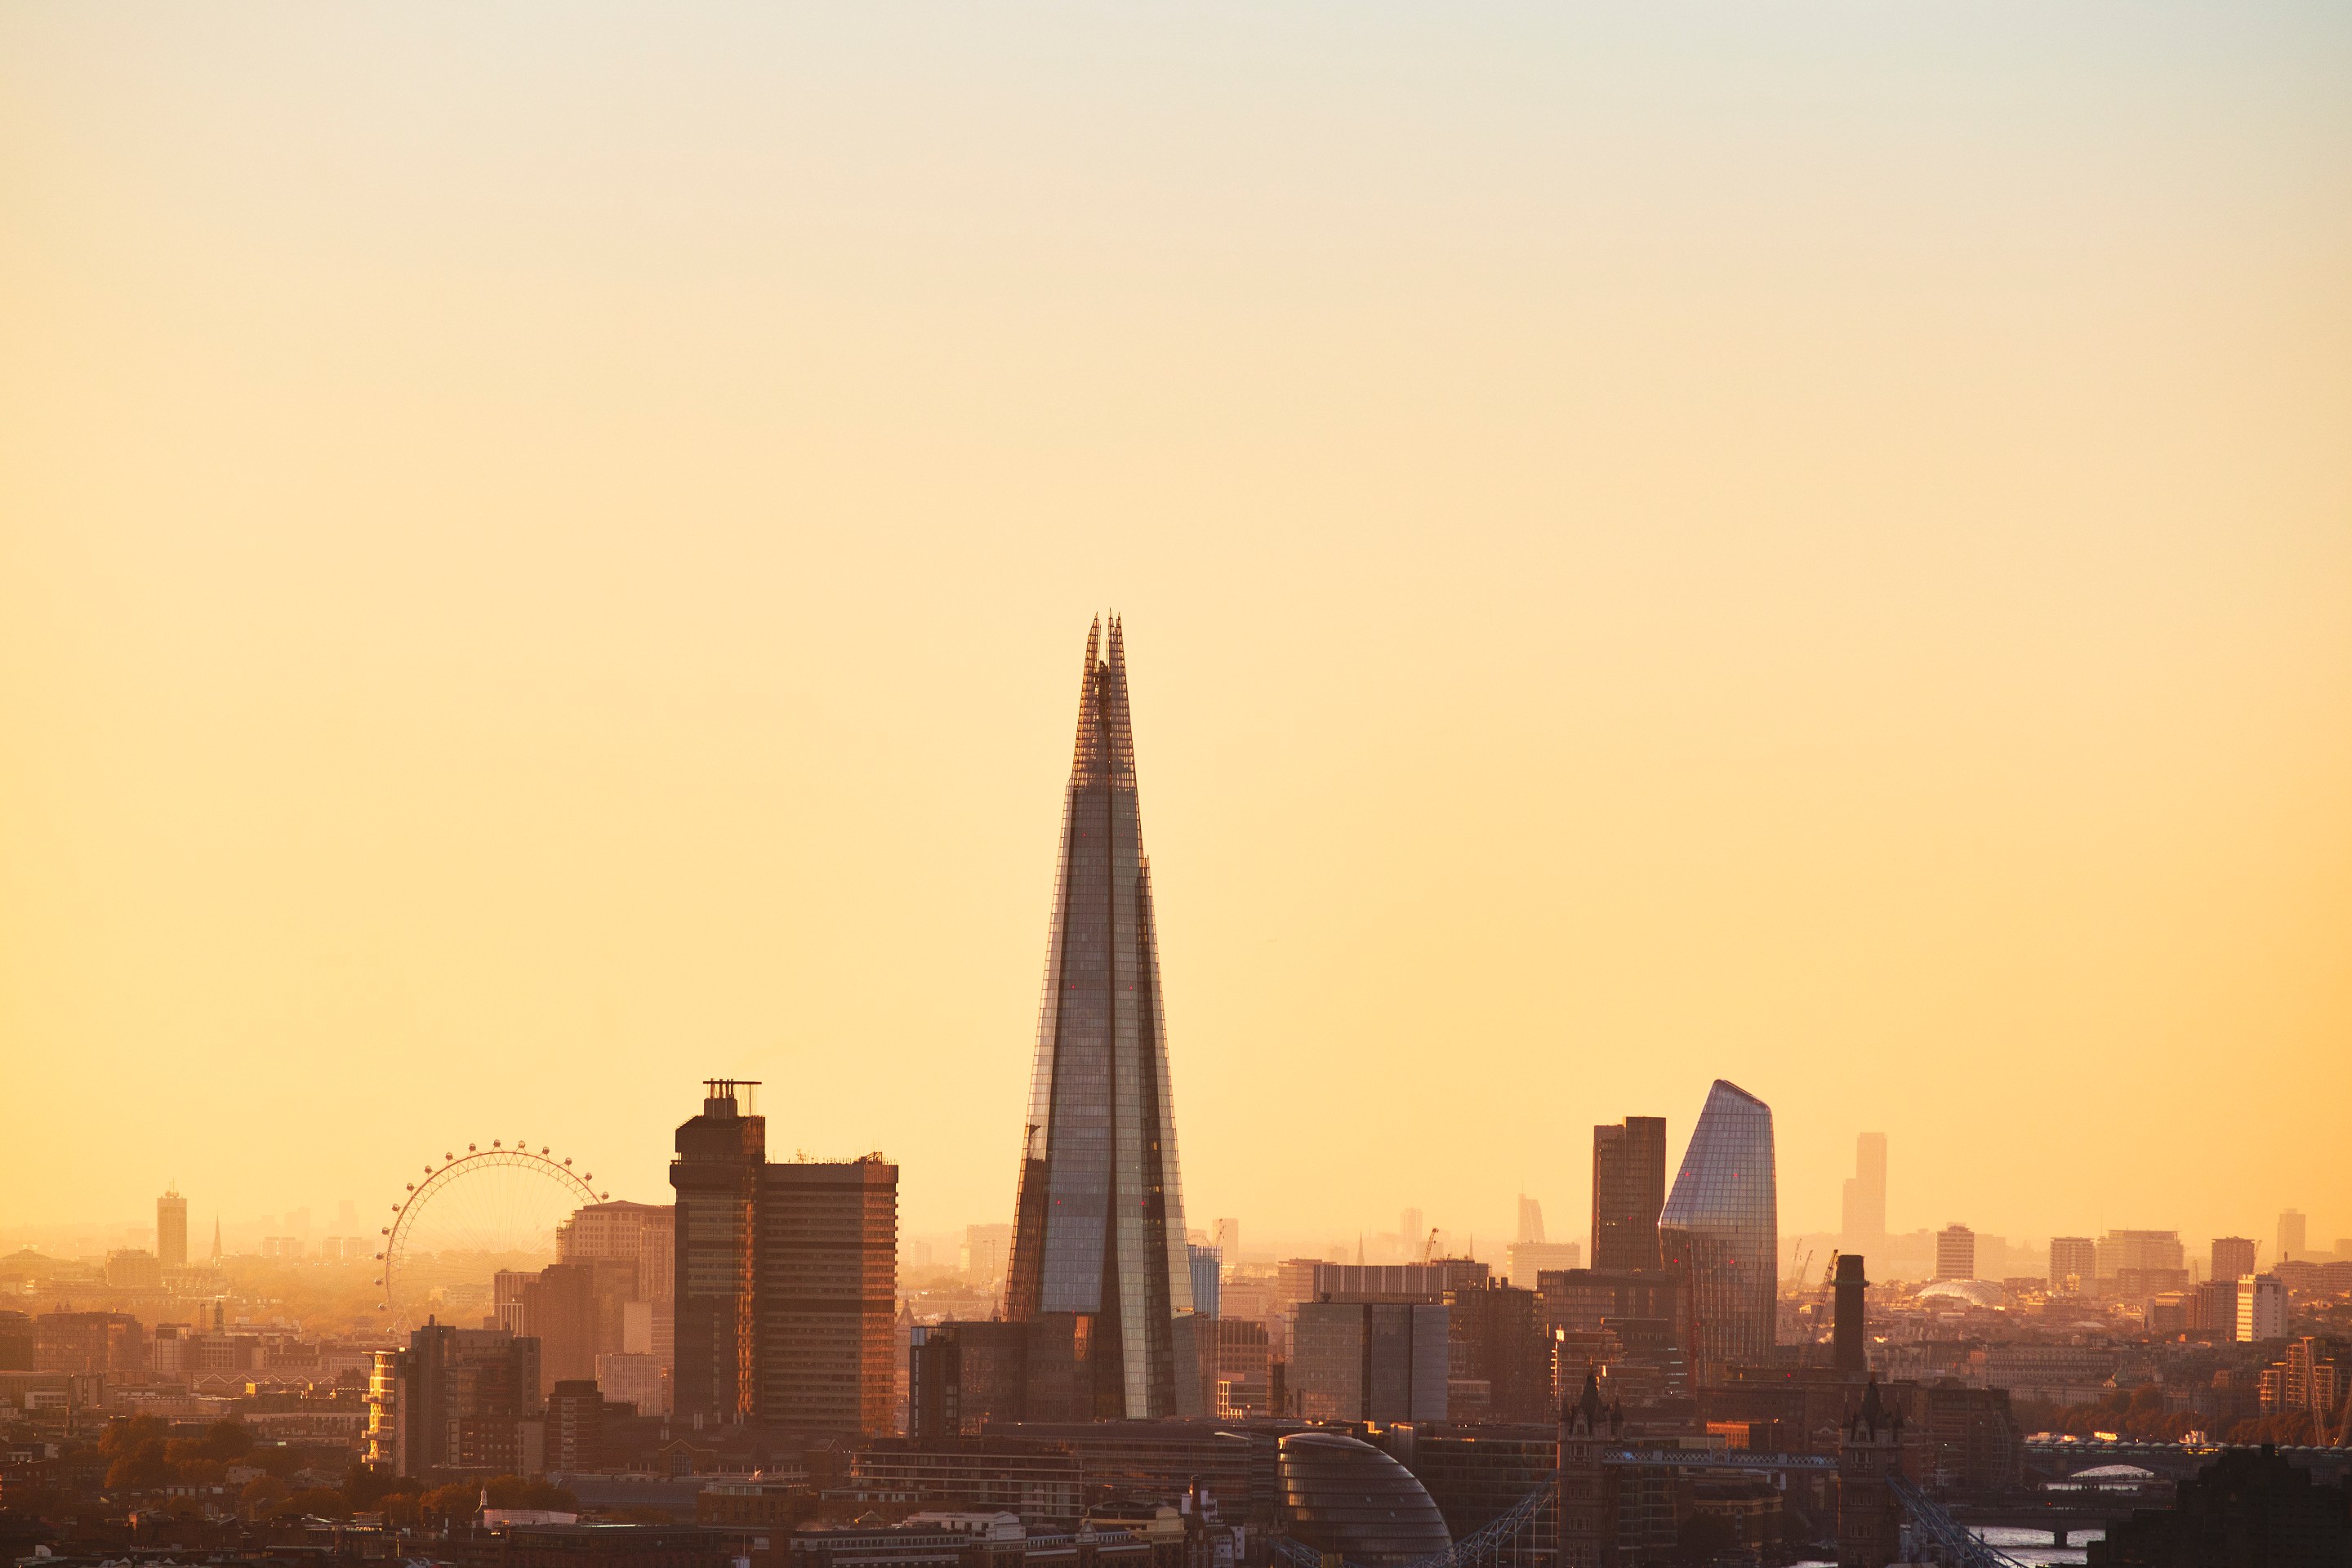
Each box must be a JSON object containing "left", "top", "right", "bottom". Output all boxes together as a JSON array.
[
  {"left": 1214, "top": 1316, "right": 1273, "bottom": 1414},
  {"left": 1833, "top": 1254, "right": 1869, "bottom": 1374},
  {"left": 2212, "top": 1236, "right": 2257, "bottom": 1283},
  {"left": 1505, "top": 1240, "right": 1579, "bottom": 1289},
  {"left": 1290, "top": 1300, "right": 1449, "bottom": 1422},
  {"left": 365, "top": 1323, "right": 542, "bottom": 1477},
  {"left": 1590, "top": 1116, "right": 1667, "bottom": 1271},
  {"left": 1657, "top": 1080, "right": 1776, "bottom": 1383},
  {"left": 1401, "top": 1209, "right": 1426, "bottom": 1255},
  {"left": 668, "top": 1079, "right": 898, "bottom": 1434},
  {"left": 1936, "top": 1225, "right": 1976, "bottom": 1281},
  {"left": 1446, "top": 1280, "right": 1550, "bottom": 1422},
  {"left": 1516, "top": 1196, "right": 1545, "bottom": 1245},
  {"left": 2049, "top": 1236, "right": 2096, "bottom": 1291},
  {"left": 156, "top": 1188, "right": 188, "bottom": 1269},
  {"left": 2236, "top": 1273, "right": 2287, "bottom": 1342},
  {"left": 1188, "top": 1244, "right": 1223, "bottom": 1319},
  {"left": 2279, "top": 1209, "right": 2307, "bottom": 1263},
  {"left": 1841, "top": 1134, "right": 1887, "bottom": 1246},
  {"left": 1005, "top": 617, "right": 1196, "bottom": 1421}
]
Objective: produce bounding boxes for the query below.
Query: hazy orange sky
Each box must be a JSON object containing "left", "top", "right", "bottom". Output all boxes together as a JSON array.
[{"left": 3, "top": 3, "right": 2348, "bottom": 1258}]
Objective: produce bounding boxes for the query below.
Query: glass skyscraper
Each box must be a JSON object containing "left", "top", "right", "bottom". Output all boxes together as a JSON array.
[
  {"left": 1658, "top": 1079, "right": 1776, "bottom": 1383},
  {"left": 1005, "top": 616, "right": 1195, "bottom": 1419}
]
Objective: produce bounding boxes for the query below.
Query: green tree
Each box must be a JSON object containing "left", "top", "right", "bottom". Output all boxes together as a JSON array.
[
  {"left": 105, "top": 1439, "right": 174, "bottom": 1491},
  {"left": 201, "top": 1420, "right": 254, "bottom": 1461},
  {"left": 99, "top": 1415, "right": 170, "bottom": 1459},
  {"left": 241, "top": 1476, "right": 295, "bottom": 1518}
]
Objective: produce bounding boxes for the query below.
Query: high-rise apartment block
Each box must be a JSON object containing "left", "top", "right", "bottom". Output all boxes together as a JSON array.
[
  {"left": 2211, "top": 1236, "right": 2258, "bottom": 1283},
  {"left": 2237, "top": 1273, "right": 2287, "bottom": 1343},
  {"left": 2049, "top": 1236, "right": 2096, "bottom": 1291},
  {"left": 1006, "top": 618, "right": 1198, "bottom": 1420},
  {"left": 156, "top": 1189, "right": 188, "bottom": 1270},
  {"left": 960, "top": 1223, "right": 1013, "bottom": 1285},
  {"left": 668, "top": 1080, "right": 898, "bottom": 1435},
  {"left": 2096, "top": 1230, "right": 2189, "bottom": 1296},
  {"left": 2279, "top": 1209, "right": 2308, "bottom": 1263},
  {"left": 1936, "top": 1225, "right": 1976, "bottom": 1281},
  {"left": 1506, "top": 1241, "right": 1580, "bottom": 1289},
  {"left": 1658, "top": 1080, "right": 1775, "bottom": 1383},
  {"left": 1841, "top": 1134, "right": 1887, "bottom": 1247},
  {"left": 365, "top": 1322, "right": 542, "bottom": 1477},
  {"left": 1590, "top": 1116, "right": 1666, "bottom": 1271}
]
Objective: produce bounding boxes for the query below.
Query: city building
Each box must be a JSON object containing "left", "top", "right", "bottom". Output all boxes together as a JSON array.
[
  {"left": 2279, "top": 1209, "right": 2308, "bottom": 1263},
  {"left": 1277, "top": 1431, "right": 1451, "bottom": 1567},
  {"left": 909, "top": 1321, "right": 1035, "bottom": 1439},
  {"left": 1004, "top": 617, "right": 1197, "bottom": 1421},
  {"left": 559, "top": 1199, "right": 675, "bottom": 1370},
  {"left": 104, "top": 1250, "right": 163, "bottom": 1292},
  {"left": 1936, "top": 1226, "right": 1976, "bottom": 1281},
  {"left": 2210, "top": 1236, "right": 2257, "bottom": 1284},
  {"left": 2236, "top": 1273, "right": 2287, "bottom": 1343},
  {"left": 1187, "top": 1245, "right": 1222, "bottom": 1321},
  {"left": 1657, "top": 1080, "right": 1776, "bottom": 1383},
  {"left": 1504, "top": 1241, "right": 1579, "bottom": 1290},
  {"left": 2093, "top": 1446, "right": 2352, "bottom": 1566},
  {"left": 1212, "top": 1318, "right": 1272, "bottom": 1414},
  {"left": 668, "top": 1080, "right": 899, "bottom": 1435},
  {"left": 1590, "top": 1117, "right": 1667, "bottom": 1272},
  {"left": 2095, "top": 1231, "right": 2190, "bottom": 1297},
  {"left": 156, "top": 1187, "right": 188, "bottom": 1270},
  {"left": 366, "top": 1321, "right": 544, "bottom": 1477},
  {"left": 1841, "top": 1133, "right": 1887, "bottom": 1250},
  {"left": 34, "top": 1312, "right": 144, "bottom": 1378},
  {"left": 1290, "top": 1301, "right": 1449, "bottom": 1422},
  {"left": 1442, "top": 1281, "right": 1549, "bottom": 1422},
  {"left": 2048, "top": 1236, "right": 2096, "bottom": 1292},
  {"left": 962, "top": 1224, "right": 1013, "bottom": 1285},
  {"left": 1516, "top": 1196, "right": 1546, "bottom": 1245}
]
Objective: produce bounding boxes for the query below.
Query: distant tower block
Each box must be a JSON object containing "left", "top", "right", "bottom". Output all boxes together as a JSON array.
[
  {"left": 1591, "top": 1117, "right": 1666, "bottom": 1271},
  {"left": 1004, "top": 617, "right": 1196, "bottom": 1420},
  {"left": 2279, "top": 1209, "right": 2307, "bottom": 1263},
  {"left": 157, "top": 1188, "right": 189, "bottom": 1269}
]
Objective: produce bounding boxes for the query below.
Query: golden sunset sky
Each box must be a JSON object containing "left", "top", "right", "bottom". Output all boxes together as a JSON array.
[{"left": 2, "top": 3, "right": 2348, "bottom": 1256}]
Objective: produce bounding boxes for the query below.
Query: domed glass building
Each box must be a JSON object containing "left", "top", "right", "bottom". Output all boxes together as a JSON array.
[{"left": 1277, "top": 1431, "right": 1452, "bottom": 1566}]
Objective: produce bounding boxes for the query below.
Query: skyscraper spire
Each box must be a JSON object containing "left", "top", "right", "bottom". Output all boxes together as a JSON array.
[{"left": 1006, "top": 615, "right": 1194, "bottom": 1419}]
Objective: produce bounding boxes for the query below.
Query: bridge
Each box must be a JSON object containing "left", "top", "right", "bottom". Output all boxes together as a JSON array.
[{"left": 1267, "top": 1457, "right": 2072, "bottom": 1568}]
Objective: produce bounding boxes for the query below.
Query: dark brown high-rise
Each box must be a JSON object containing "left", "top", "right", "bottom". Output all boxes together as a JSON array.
[
  {"left": 669, "top": 1080, "right": 898, "bottom": 1434},
  {"left": 1590, "top": 1116, "right": 1667, "bottom": 1271}
]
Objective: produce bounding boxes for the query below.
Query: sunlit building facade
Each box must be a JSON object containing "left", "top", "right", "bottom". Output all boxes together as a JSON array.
[
  {"left": 1658, "top": 1079, "right": 1776, "bottom": 1383},
  {"left": 1005, "top": 617, "right": 1196, "bottom": 1419}
]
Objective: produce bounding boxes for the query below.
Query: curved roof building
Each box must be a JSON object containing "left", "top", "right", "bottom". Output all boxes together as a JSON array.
[
  {"left": 1278, "top": 1431, "right": 1451, "bottom": 1567},
  {"left": 1659, "top": 1079, "right": 1776, "bottom": 1384}
]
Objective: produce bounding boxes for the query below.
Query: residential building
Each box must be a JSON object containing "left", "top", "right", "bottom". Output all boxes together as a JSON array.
[
  {"left": 2237, "top": 1273, "right": 2287, "bottom": 1343},
  {"left": 1590, "top": 1117, "right": 1667, "bottom": 1272},
  {"left": 2048, "top": 1237, "right": 2096, "bottom": 1292},
  {"left": 1443, "top": 1281, "right": 1549, "bottom": 1423},
  {"left": 1936, "top": 1226, "right": 1976, "bottom": 1281},
  {"left": 366, "top": 1321, "right": 543, "bottom": 1477},
  {"left": 2210, "top": 1236, "right": 2257, "bottom": 1284},
  {"left": 1658, "top": 1080, "right": 1776, "bottom": 1383},
  {"left": 961, "top": 1224, "right": 1013, "bottom": 1285},
  {"left": 1004, "top": 617, "right": 1197, "bottom": 1420},
  {"left": 559, "top": 1200, "right": 675, "bottom": 1368},
  {"left": 2279, "top": 1209, "right": 2308, "bottom": 1263}
]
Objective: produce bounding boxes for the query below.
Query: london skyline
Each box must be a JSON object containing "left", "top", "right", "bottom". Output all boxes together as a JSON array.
[{"left": 4, "top": 4, "right": 2349, "bottom": 1253}]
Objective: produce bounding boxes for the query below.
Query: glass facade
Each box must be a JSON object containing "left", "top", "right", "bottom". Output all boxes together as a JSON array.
[
  {"left": 1006, "top": 616, "right": 1193, "bottom": 1419},
  {"left": 1658, "top": 1079, "right": 1776, "bottom": 1383}
]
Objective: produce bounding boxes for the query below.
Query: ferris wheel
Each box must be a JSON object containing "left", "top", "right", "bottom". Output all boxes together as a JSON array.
[{"left": 376, "top": 1142, "right": 607, "bottom": 1330}]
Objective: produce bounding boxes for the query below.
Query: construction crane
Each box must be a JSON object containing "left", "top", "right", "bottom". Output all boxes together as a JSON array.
[{"left": 1424, "top": 1227, "right": 1441, "bottom": 1264}]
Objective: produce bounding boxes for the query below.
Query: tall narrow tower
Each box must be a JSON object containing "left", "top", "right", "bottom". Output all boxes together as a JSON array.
[
  {"left": 157, "top": 1187, "right": 189, "bottom": 1269},
  {"left": 1006, "top": 616, "right": 1194, "bottom": 1419}
]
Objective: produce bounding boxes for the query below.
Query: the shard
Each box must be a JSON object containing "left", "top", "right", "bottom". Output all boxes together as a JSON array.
[{"left": 1006, "top": 615, "right": 1196, "bottom": 1419}]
